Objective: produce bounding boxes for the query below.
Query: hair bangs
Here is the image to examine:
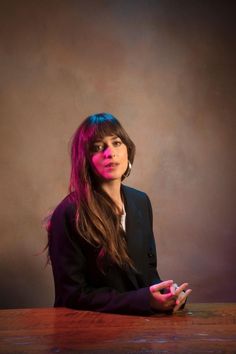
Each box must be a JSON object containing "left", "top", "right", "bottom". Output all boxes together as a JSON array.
[{"left": 86, "top": 113, "right": 123, "bottom": 147}]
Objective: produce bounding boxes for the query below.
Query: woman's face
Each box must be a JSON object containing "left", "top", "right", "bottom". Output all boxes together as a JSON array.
[{"left": 90, "top": 135, "right": 128, "bottom": 182}]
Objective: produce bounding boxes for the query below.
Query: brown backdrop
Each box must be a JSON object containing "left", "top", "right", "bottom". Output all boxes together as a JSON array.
[{"left": 0, "top": 0, "right": 235, "bottom": 308}]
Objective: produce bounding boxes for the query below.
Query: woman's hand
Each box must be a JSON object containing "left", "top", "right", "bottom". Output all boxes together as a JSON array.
[
  {"left": 171, "top": 283, "right": 192, "bottom": 313},
  {"left": 149, "top": 280, "right": 177, "bottom": 312},
  {"left": 149, "top": 280, "right": 191, "bottom": 313}
]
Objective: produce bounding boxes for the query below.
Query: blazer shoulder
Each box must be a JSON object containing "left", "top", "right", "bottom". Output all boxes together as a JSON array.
[
  {"left": 51, "top": 192, "right": 76, "bottom": 222},
  {"left": 122, "top": 184, "right": 150, "bottom": 202}
]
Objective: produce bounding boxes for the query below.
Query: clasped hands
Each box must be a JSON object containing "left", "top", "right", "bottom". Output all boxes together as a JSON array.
[{"left": 149, "top": 280, "right": 192, "bottom": 313}]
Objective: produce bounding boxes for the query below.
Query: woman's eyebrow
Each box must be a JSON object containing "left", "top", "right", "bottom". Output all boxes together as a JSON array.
[
  {"left": 93, "top": 135, "right": 119, "bottom": 143},
  {"left": 92, "top": 139, "right": 103, "bottom": 144}
]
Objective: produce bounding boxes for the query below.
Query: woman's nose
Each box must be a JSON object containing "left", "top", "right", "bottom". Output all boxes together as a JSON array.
[{"left": 104, "top": 146, "right": 115, "bottom": 158}]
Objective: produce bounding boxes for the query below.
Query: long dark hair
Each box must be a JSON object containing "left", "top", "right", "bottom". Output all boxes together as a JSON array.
[{"left": 69, "top": 113, "right": 135, "bottom": 269}]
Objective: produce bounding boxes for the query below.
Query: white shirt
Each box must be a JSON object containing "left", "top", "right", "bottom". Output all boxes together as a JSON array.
[{"left": 120, "top": 204, "right": 126, "bottom": 231}]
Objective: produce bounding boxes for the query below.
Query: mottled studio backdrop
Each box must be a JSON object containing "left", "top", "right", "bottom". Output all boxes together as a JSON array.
[{"left": 0, "top": 0, "right": 236, "bottom": 308}]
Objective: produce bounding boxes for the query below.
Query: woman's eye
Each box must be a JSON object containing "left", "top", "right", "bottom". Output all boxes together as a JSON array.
[
  {"left": 113, "top": 140, "right": 122, "bottom": 147},
  {"left": 92, "top": 144, "right": 104, "bottom": 152}
]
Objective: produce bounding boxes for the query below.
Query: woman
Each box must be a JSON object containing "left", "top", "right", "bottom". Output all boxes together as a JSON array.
[{"left": 48, "top": 113, "right": 191, "bottom": 315}]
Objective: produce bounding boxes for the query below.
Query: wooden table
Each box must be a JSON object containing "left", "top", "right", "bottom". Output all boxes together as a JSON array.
[{"left": 0, "top": 303, "right": 235, "bottom": 353}]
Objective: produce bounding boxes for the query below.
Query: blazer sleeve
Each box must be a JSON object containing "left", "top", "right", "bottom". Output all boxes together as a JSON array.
[
  {"left": 49, "top": 199, "right": 154, "bottom": 315},
  {"left": 145, "top": 194, "right": 162, "bottom": 285},
  {"left": 145, "top": 194, "right": 186, "bottom": 308}
]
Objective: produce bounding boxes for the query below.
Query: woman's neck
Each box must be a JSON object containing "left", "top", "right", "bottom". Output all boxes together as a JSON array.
[{"left": 101, "top": 180, "right": 123, "bottom": 212}]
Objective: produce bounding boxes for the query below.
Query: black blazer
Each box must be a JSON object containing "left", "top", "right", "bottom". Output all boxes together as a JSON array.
[{"left": 49, "top": 185, "right": 162, "bottom": 315}]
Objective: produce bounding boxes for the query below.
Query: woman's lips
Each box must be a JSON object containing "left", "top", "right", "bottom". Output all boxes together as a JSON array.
[{"left": 105, "top": 162, "right": 119, "bottom": 168}]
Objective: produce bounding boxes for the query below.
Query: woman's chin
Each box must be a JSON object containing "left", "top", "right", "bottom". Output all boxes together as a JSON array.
[{"left": 102, "top": 174, "right": 122, "bottom": 182}]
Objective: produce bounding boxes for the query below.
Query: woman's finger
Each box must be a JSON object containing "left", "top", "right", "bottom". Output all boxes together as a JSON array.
[
  {"left": 173, "top": 289, "right": 192, "bottom": 312},
  {"left": 174, "top": 283, "right": 189, "bottom": 297},
  {"left": 150, "top": 280, "right": 173, "bottom": 293}
]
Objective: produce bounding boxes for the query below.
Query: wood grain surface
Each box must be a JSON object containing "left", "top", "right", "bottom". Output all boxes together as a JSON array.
[{"left": 0, "top": 303, "right": 236, "bottom": 353}]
